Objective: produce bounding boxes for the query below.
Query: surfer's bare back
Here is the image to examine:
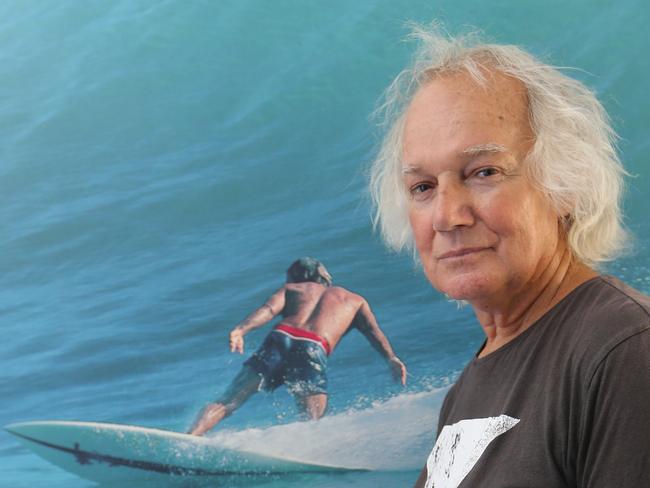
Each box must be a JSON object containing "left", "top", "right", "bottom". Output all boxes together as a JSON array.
[{"left": 188, "top": 257, "right": 407, "bottom": 436}]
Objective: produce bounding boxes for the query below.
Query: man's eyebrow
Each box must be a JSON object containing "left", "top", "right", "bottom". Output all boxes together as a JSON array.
[
  {"left": 401, "top": 143, "right": 510, "bottom": 175},
  {"left": 401, "top": 164, "right": 423, "bottom": 175},
  {"left": 461, "top": 143, "right": 509, "bottom": 157}
]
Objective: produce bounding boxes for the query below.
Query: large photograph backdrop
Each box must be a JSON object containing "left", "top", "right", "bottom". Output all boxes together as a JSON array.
[{"left": 1, "top": 1, "right": 648, "bottom": 487}]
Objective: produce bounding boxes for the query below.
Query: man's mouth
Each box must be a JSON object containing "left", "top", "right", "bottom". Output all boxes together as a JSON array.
[{"left": 437, "top": 247, "right": 491, "bottom": 260}]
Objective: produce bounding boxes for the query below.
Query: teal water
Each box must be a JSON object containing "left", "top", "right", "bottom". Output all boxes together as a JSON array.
[{"left": 1, "top": 1, "right": 648, "bottom": 487}]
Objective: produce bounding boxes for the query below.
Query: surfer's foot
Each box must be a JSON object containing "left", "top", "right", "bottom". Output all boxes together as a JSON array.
[{"left": 188, "top": 403, "right": 229, "bottom": 436}]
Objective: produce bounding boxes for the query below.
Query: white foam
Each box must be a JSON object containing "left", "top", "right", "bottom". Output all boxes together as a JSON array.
[{"left": 207, "top": 388, "right": 448, "bottom": 471}]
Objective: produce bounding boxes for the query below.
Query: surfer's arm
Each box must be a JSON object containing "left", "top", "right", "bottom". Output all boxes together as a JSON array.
[
  {"left": 229, "top": 287, "right": 286, "bottom": 354},
  {"left": 353, "top": 300, "right": 407, "bottom": 385}
]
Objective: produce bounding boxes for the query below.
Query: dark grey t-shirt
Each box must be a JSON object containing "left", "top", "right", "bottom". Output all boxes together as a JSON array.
[{"left": 421, "top": 276, "right": 650, "bottom": 488}]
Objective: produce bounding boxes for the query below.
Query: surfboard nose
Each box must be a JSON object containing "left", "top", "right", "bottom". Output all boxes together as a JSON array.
[
  {"left": 4, "top": 420, "right": 79, "bottom": 442},
  {"left": 4, "top": 421, "right": 30, "bottom": 436}
]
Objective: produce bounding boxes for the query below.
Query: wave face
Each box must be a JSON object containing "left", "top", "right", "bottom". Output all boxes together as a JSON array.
[{"left": 1, "top": 1, "right": 648, "bottom": 487}]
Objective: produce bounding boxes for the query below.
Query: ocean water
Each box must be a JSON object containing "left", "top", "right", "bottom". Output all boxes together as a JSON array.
[{"left": 1, "top": 1, "right": 648, "bottom": 487}]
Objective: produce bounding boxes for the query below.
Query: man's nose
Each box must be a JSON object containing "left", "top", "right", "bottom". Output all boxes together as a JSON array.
[{"left": 432, "top": 180, "right": 475, "bottom": 232}]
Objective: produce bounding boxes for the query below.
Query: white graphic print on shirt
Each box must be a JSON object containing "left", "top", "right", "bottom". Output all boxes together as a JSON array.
[{"left": 425, "top": 415, "right": 520, "bottom": 488}]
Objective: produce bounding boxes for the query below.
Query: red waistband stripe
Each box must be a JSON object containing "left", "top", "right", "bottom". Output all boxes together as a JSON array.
[{"left": 274, "top": 324, "right": 332, "bottom": 355}]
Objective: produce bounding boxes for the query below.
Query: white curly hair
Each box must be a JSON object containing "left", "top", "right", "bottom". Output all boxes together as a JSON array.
[{"left": 369, "top": 24, "right": 629, "bottom": 268}]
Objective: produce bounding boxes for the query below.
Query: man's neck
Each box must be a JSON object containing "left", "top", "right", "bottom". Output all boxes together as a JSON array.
[{"left": 474, "top": 248, "right": 597, "bottom": 358}]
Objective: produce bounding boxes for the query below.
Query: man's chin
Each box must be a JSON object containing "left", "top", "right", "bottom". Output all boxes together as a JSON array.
[{"left": 435, "top": 273, "right": 496, "bottom": 303}]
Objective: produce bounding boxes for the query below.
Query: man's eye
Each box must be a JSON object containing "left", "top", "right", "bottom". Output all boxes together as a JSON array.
[
  {"left": 414, "top": 183, "right": 431, "bottom": 192},
  {"left": 474, "top": 167, "right": 500, "bottom": 178},
  {"left": 409, "top": 183, "right": 435, "bottom": 200}
]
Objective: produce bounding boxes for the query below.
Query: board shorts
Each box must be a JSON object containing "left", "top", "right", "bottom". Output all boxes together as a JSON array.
[{"left": 244, "top": 324, "right": 330, "bottom": 396}]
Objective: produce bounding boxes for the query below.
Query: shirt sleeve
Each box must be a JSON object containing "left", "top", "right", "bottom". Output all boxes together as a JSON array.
[{"left": 577, "top": 327, "right": 650, "bottom": 487}]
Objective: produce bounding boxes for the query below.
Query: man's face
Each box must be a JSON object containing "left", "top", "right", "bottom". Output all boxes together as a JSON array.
[{"left": 402, "top": 71, "right": 562, "bottom": 304}]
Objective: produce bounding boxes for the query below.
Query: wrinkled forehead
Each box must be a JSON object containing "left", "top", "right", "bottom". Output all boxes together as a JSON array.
[
  {"left": 402, "top": 70, "right": 533, "bottom": 161},
  {"left": 410, "top": 69, "right": 530, "bottom": 124}
]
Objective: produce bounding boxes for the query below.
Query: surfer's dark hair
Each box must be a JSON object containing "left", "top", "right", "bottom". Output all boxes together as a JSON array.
[{"left": 287, "top": 257, "right": 332, "bottom": 286}]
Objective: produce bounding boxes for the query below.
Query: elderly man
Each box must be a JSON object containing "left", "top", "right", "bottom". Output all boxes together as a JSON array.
[
  {"left": 189, "top": 257, "right": 407, "bottom": 435},
  {"left": 370, "top": 26, "right": 650, "bottom": 488}
]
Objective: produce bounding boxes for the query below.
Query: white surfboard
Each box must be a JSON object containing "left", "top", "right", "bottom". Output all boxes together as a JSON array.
[{"left": 4, "top": 420, "right": 366, "bottom": 483}]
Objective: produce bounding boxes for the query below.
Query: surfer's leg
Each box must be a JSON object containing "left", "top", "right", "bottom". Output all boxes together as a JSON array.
[
  {"left": 188, "top": 366, "right": 262, "bottom": 436},
  {"left": 286, "top": 341, "right": 328, "bottom": 420},
  {"left": 295, "top": 393, "right": 328, "bottom": 420}
]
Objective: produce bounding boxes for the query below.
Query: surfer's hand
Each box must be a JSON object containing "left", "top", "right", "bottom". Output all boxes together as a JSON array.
[
  {"left": 230, "top": 329, "right": 245, "bottom": 354},
  {"left": 389, "top": 356, "right": 407, "bottom": 386}
]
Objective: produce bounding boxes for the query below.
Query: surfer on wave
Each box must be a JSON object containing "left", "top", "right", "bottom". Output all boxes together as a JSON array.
[{"left": 188, "top": 257, "right": 407, "bottom": 436}]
